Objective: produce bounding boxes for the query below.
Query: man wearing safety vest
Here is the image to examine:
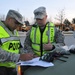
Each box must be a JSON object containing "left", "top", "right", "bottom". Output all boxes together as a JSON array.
[
  {"left": 0, "top": 10, "right": 33, "bottom": 75},
  {"left": 24, "top": 6, "right": 65, "bottom": 57}
]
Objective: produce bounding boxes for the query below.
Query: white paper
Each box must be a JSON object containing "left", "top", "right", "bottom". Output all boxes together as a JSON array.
[
  {"left": 68, "top": 44, "right": 75, "bottom": 50},
  {"left": 17, "top": 57, "right": 54, "bottom": 67},
  {"left": 62, "top": 45, "right": 75, "bottom": 50},
  {"left": 62, "top": 46, "right": 69, "bottom": 51}
]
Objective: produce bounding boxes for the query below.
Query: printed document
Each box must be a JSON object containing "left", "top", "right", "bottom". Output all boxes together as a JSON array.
[{"left": 17, "top": 57, "right": 54, "bottom": 67}]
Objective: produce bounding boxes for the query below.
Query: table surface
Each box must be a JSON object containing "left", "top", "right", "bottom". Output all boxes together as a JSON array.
[{"left": 22, "top": 53, "right": 75, "bottom": 75}]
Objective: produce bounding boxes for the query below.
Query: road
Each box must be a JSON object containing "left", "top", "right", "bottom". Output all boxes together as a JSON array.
[{"left": 64, "top": 34, "right": 75, "bottom": 46}]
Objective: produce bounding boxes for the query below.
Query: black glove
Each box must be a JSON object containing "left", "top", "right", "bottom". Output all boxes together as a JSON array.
[
  {"left": 40, "top": 50, "right": 70, "bottom": 62},
  {"left": 68, "top": 45, "right": 75, "bottom": 54},
  {"left": 40, "top": 52, "right": 54, "bottom": 62},
  {"left": 69, "top": 48, "right": 75, "bottom": 54}
]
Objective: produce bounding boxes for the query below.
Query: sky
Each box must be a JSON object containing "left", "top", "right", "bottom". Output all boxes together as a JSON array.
[{"left": 0, "top": 0, "right": 75, "bottom": 23}]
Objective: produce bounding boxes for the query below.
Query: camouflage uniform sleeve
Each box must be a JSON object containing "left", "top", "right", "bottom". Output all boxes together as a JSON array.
[
  {"left": 0, "top": 48, "right": 20, "bottom": 63},
  {"left": 24, "top": 30, "right": 34, "bottom": 54},
  {"left": 53, "top": 28, "right": 65, "bottom": 47}
]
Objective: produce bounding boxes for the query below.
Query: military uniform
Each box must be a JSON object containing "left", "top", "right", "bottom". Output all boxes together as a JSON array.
[
  {"left": 24, "top": 6, "right": 65, "bottom": 56},
  {"left": 24, "top": 22, "right": 65, "bottom": 55},
  {"left": 0, "top": 9, "right": 24, "bottom": 75}
]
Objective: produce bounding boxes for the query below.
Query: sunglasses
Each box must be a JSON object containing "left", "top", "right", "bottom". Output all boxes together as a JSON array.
[{"left": 36, "top": 18, "right": 43, "bottom": 20}]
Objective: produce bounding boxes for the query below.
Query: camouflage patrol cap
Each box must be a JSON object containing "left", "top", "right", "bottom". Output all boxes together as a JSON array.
[
  {"left": 34, "top": 6, "right": 47, "bottom": 19},
  {"left": 7, "top": 10, "right": 24, "bottom": 25}
]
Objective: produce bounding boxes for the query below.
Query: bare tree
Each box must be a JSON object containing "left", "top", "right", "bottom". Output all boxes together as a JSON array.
[{"left": 55, "top": 9, "right": 65, "bottom": 30}]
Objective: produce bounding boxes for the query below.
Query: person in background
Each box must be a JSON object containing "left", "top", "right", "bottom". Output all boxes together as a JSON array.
[
  {"left": 0, "top": 10, "right": 33, "bottom": 75},
  {"left": 24, "top": 6, "right": 65, "bottom": 57}
]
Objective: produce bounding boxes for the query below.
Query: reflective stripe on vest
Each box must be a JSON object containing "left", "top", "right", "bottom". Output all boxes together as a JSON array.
[
  {"left": 0, "top": 21, "right": 20, "bottom": 68},
  {"left": 30, "top": 22, "right": 55, "bottom": 56}
]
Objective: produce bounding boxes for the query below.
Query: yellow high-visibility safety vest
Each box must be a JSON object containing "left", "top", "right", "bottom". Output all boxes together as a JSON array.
[
  {"left": 0, "top": 21, "right": 20, "bottom": 68},
  {"left": 30, "top": 22, "right": 55, "bottom": 56}
]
